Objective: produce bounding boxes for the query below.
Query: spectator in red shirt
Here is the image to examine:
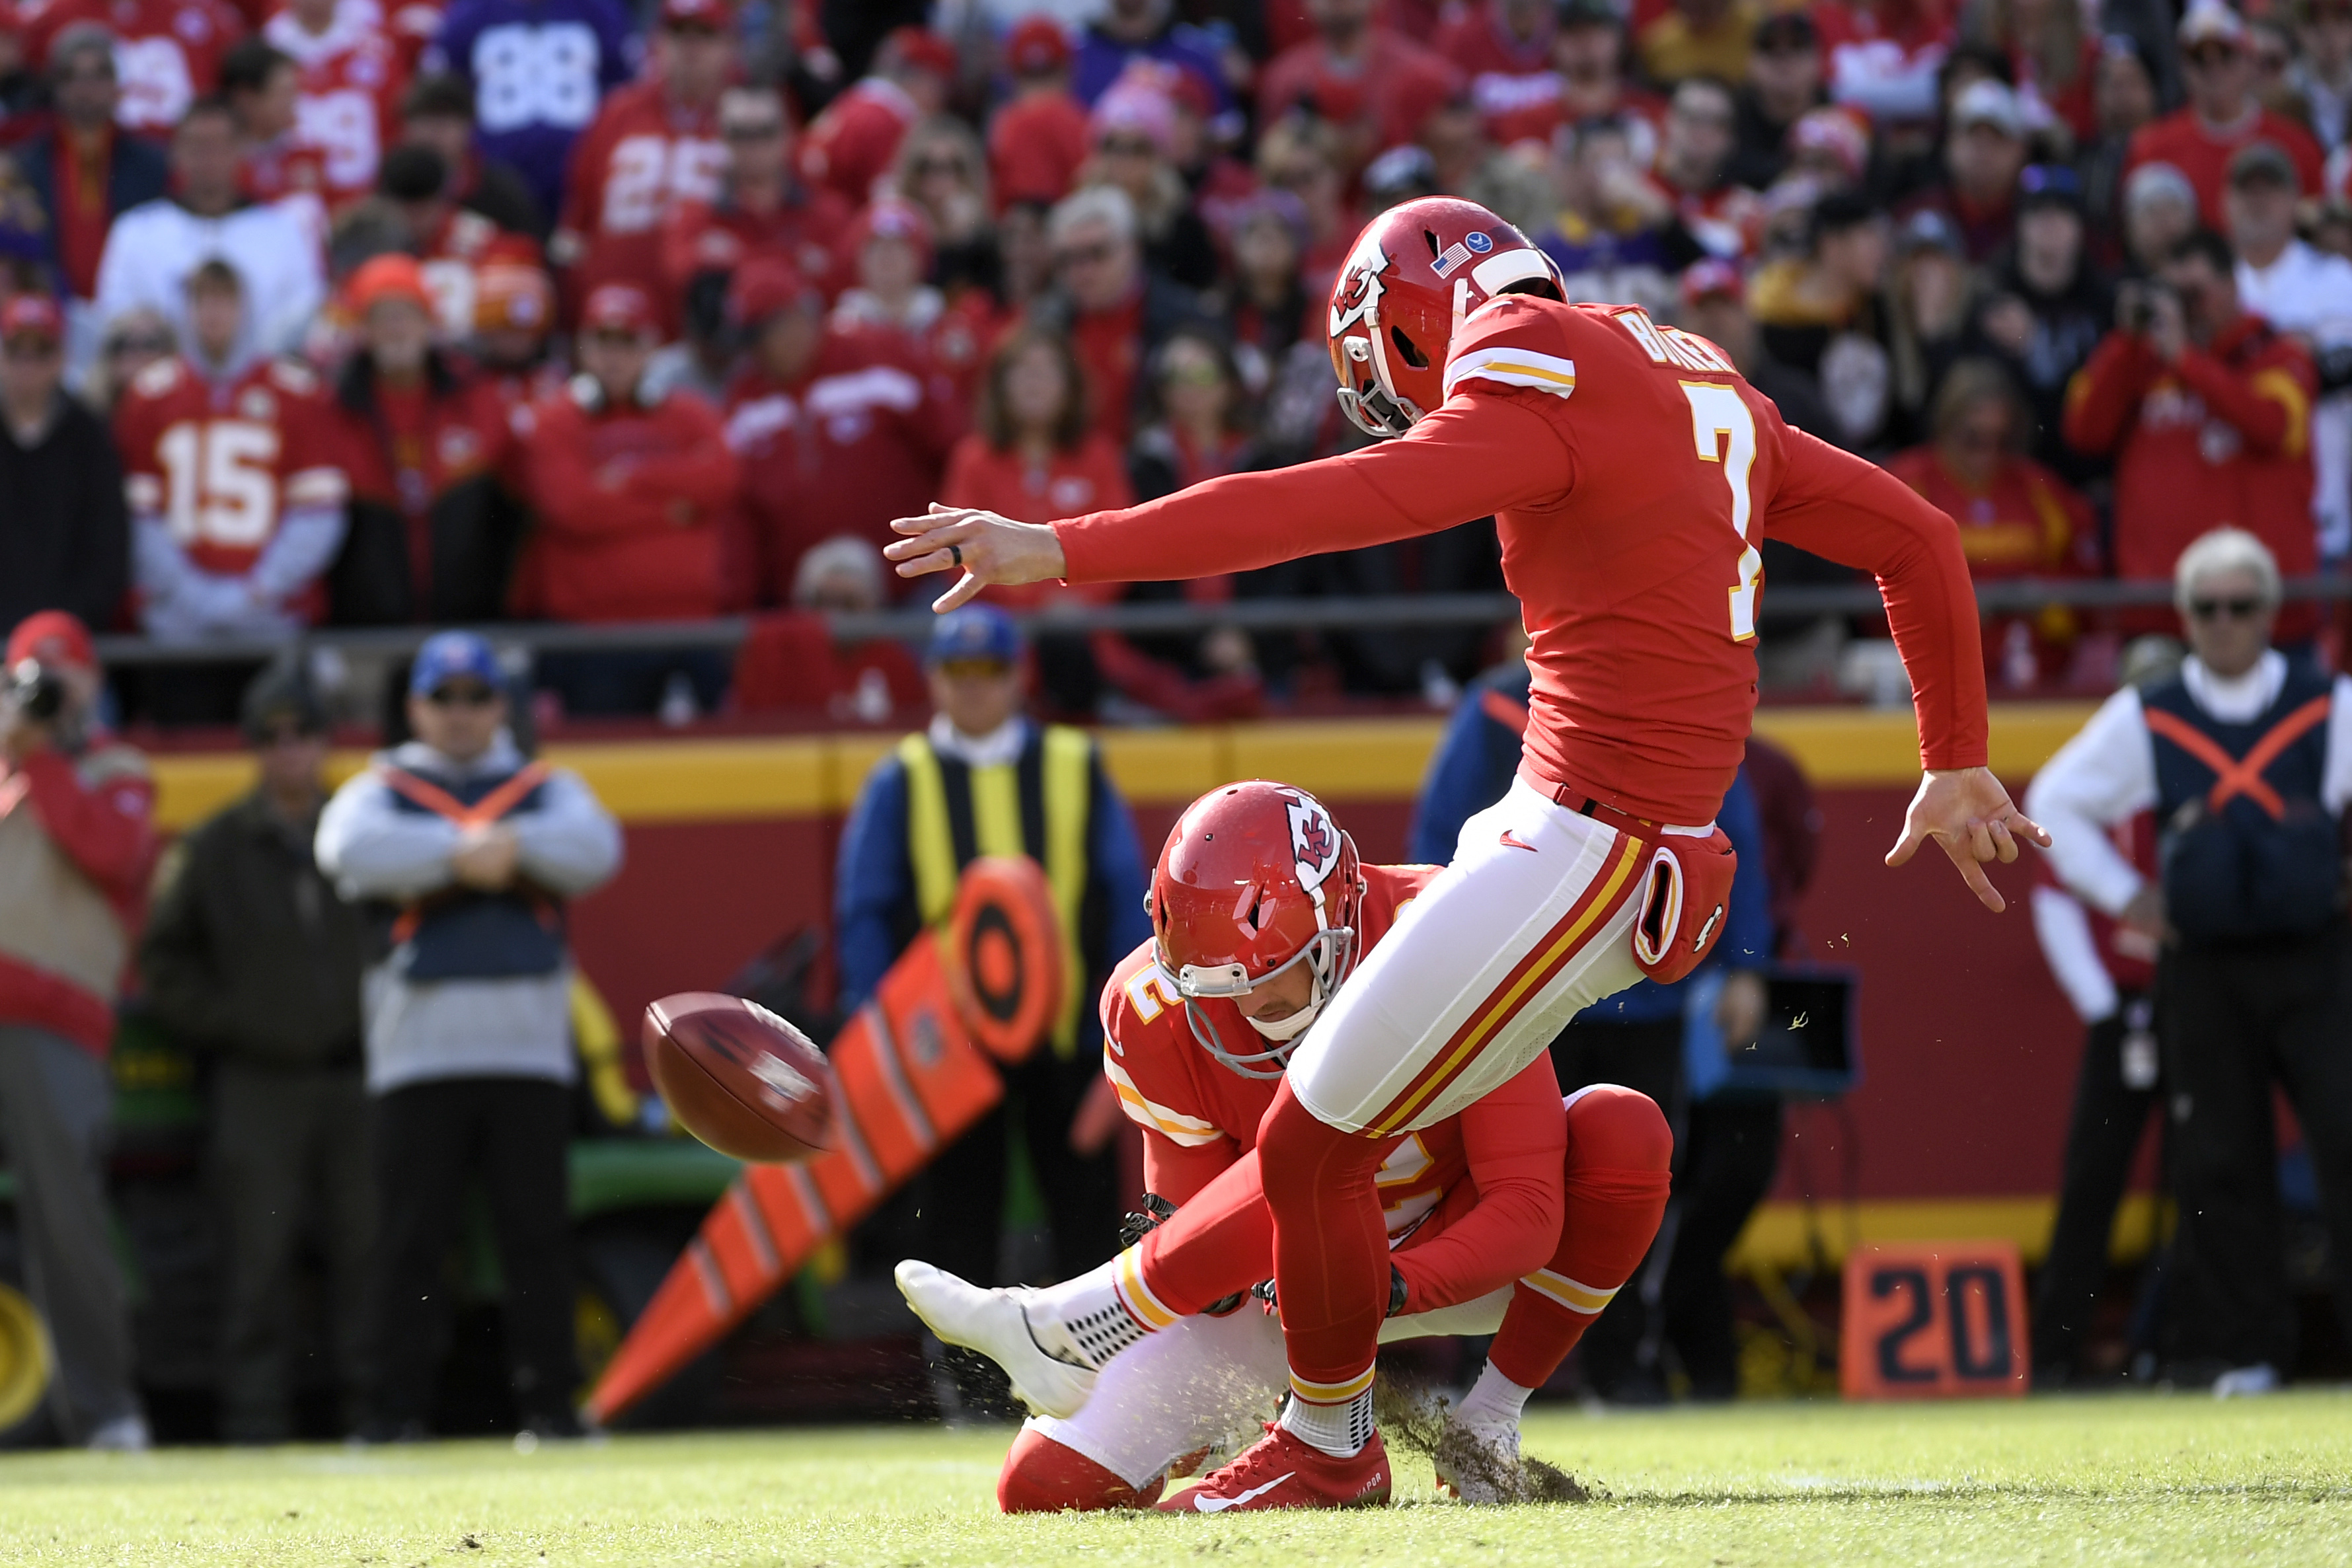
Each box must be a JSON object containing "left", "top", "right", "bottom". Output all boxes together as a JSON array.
[
  {"left": 941, "top": 325, "right": 1131, "bottom": 545},
  {"left": 2064, "top": 229, "right": 2321, "bottom": 640},
  {"left": 1888, "top": 357, "right": 2100, "bottom": 688},
  {"left": 553, "top": 0, "right": 733, "bottom": 330},
  {"left": 1653, "top": 75, "right": 1764, "bottom": 261},
  {"left": 1258, "top": 0, "right": 1463, "bottom": 179},
  {"left": 1433, "top": 0, "right": 1559, "bottom": 150},
  {"left": 15, "top": 27, "right": 168, "bottom": 336},
  {"left": 1816, "top": 0, "right": 1957, "bottom": 130},
  {"left": 731, "top": 535, "right": 927, "bottom": 722},
  {"left": 23, "top": 0, "right": 246, "bottom": 137},
  {"left": 658, "top": 82, "right": 853, "bottom": 316},
  {"left": 989, "top": 13, "right": 1090, "bottom": 208},
  {"left": 1030, "top": 184, "right": 1208, "bottom": 448},
  {"left": 798, "top": 24, "right": 955, "bottom": 208},
  {"left": 1550, "top": 0, "right": 1666, "bottom": 159},
  {"left": 1987, "top": 0, "right": 2096, "bottom": 147},
  {"left": 2127, "top": 3, "right": 2326, "bottom": 228},
  {"left": 262, "top": 0, "right": 406, "bottom": 206},
  {"left": 223, "top": 38, "right": 327, "bottom": 217},
  {"left": 517, "top": 283, "right": 740, "bottom": 716},
  {"left": 829, "top": 196, "right": 996, "bottom": 404},
  {"left": 722, "top": 257, "right": 964, "bottom": 605},
  {"left": 324, "top": 254, "right": 519, "bottom": 625}
]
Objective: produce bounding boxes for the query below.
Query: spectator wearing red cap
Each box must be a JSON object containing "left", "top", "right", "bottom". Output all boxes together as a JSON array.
[
  {"left": 798, "top": 24, "right": 954, "bottom": 209},
  {"left": 830, "top": 196, "right": 997, "bottom": 404},
  {"left": 1258, "top": 0, "right": 1463, "bottom": 178},
  {"left": 1081, "top": 64, "right": 1218, "bottom": 289},
  {"left": 14, "top": 27, "right": 169, "bottom": 324},
  {"left": 989, "top": 14, "right": 1090, "bottom": 209},
  {"left": 552, "top": 0, "right": 734, "bottom": 330},
  {"left": 0, "top": 295, "right": 127, "bottom": 636},
  {"left": 2127, "top": 3, "right": 2325, "bottom": 227},
  {"left": 1887, "top": 357, "right": 2100, "bottom": 688},
  {"left": 0, "top": 608, "right": 157, "bottom": 1450},
  {"left": 22, "top": 0, "right": 247, "bottom": 137},
  {"left": 723, "top": 256, "right": 964, "bottom": 605},
  {"left": 263, "top": 0, "right": 406, "bottom": 205},
  {"left": 324, "top": 254, "right": 519, "bottom": 624},
  {"left": 658, "top": 83, "right": 854, "bottom": 328},
  {"left": 515, "top": 284, "right": 740, "bottom": 684}
]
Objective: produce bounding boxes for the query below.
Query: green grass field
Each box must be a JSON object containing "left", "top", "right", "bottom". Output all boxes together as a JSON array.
[{"left": 1, "top": 1392, "right": 2347, "bottom": 1566}]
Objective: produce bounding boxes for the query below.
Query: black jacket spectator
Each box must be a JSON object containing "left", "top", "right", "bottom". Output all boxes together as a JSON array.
[{"left": 0, "top": 369, "right": 129, "bottom": 636}]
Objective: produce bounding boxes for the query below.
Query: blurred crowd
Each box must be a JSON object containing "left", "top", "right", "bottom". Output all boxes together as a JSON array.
[{"left": 4, "top": 0, "right": 2352, "bottom": 727}]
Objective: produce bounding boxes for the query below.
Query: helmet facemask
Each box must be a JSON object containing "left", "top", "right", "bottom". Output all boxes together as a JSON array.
[
  {"left": 1333, "top": 333, "right": 1423, "bottom": 439},
  {"left": 1170, "top": 923, "right": 1357, "bottom": 1078}
]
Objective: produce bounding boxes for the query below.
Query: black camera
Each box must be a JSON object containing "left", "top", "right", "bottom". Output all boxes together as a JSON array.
[{"left": 5, "top": 658, "right": 67, "bottom": 722}]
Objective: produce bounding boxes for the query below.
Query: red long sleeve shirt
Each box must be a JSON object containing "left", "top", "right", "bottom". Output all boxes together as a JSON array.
[
  {"left": 0, "top": 743, "right": 157, "bottom": 1053},
  {"left": 1102, "top": 864, "right": 1570, "bottom": 1308},
  {"left": 1057, "top": 295, "right": 1989, "bottom": 824},
  {"left": 2061, "top": 320, "right": 2316, "bottom": 636}
]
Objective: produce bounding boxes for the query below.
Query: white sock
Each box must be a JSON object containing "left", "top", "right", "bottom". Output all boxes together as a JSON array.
[
  {"left": 1454, "top": 1361, "right": 1533, "bottom": 1435},
  {"left": 1024, "top": 1255, "right": 1150, "bottom": 1369},
  {"left": 1278, "top": 1388, "right": 1375, "bottom": 1458}
]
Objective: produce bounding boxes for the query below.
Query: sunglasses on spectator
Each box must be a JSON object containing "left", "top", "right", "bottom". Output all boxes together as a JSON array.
[
  {"left": 424, "top": 683, "right": 500, "bottom": 707},
  {"left": 2188, "top": 596, "right": 2265, "bottom": 620},
  {"left": 1, "top": 336, "right": 61, "bottom": 360},
  {"left": 724, "top": 119, "right": 783, "bottom": 141},
  {"left": 911, "top": 157, "right": 969, "bottom": 178},
  {"left": 257, "top": 721, "right": 323, "bottom": 747},
  {"left": 2185, "top": 46, "right": 2240, "bottom": 67},
  {"left": 1098, "top": 135, "right": 1157, "bottom": 158},
  {"left": 1055, "top": 241, "right": 1118, "bottom": 268},
  {"left": 106, "top": 333, "right": 174, "bottom": 356},
  {"left": 56, "top": 63, "right": 114, "bottom": 84}
]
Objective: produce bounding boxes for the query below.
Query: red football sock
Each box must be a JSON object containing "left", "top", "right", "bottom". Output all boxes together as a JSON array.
[
  {"left": 1135, "top": 1150, "right": 1276, "bottom": 1318},
  {"left": 1257, "top": 1080, "right": 1395, "bottom": 1403},
  {"left": 1487, "top": 1084, "right": 1674, "bottom": 1389}
]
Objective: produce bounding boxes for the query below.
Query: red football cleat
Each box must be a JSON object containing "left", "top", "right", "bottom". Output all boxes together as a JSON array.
[{"left": 1156, "top": 1423, "right": 1391, "bottom": 1512}]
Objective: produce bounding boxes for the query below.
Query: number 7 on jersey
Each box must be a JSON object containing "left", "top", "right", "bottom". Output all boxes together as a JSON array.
[{"left": 1682, "top": 382, "right": 1762, "bottom": 642}]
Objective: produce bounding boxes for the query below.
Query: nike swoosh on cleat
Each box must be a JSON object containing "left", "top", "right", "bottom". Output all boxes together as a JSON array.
[
  {"left": 1498, "top": 829, "right": 1537, "bottom": 852},
  {"left": 1193, "top": 1472, "right": 1296, "bottom": 1512}
]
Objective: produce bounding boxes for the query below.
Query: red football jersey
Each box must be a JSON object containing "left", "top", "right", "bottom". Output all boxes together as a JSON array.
[
  {"left": 264, "top": 7, "right": 406, "bottom": 202},
  {"left": 557, "top": 80, "right": 726, "bottom": 318},
  {"left": 657, "top": 186, "right": 854, "bottom": 303},
  {"left": 416, "top": 206, "right": 543, "bottom": 337},
  {"left": 1103, "top": 862, "right": 1439, "bottom": 1212},
  {"left": 24, "top": 0, "right": 247, "bottom": 132},
  {"left": 796, "top": 76, "right": 919, "bottom": 207},
  {"left": 115, "top": 355, "right": 348, "bottom": 579},
  {"left": 1055, "top": 294, "right": 1989, "bottom": 825}
]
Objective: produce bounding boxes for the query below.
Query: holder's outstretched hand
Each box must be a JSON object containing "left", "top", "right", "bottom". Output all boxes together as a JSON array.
[
  {"left": 885, "top": 504, "right": 1069, "bottom": 613},
  {"left": 1885, "top": 766, "right": 2051, "bottom": 913}
]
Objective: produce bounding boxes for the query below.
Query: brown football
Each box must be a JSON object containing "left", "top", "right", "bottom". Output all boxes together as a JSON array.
[{"left": 643, "top": 992, "right": 834, "bottom": 1163}]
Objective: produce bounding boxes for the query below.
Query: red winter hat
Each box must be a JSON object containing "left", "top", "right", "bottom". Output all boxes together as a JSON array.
[
  {"left": 728, "top": 256, "right": 821, "bottom": 327},
  {"left": 7, "top": 610, "right": 95, "bottom": 673},
  {"left": 346, "top": 252, "right": 432, "bottom": 315},
  {"left": 1679, "top": 257, "right": 1745, "bottom": 306},
  {"left": 883, "top": 25, "right": 956, "bottom": 81},
  {"left": 581, "top": 282, "right": 658, "bottom": 336},
  {"left": 0, "top": 292, "right": 63, "bottom": 344},
  {"left": 659, "top": 0, "right": 728, "bottom": 30},
  {"left": 1004, "top": 15, "right": 1070, "bottom": 76},
  {"left": 844, "top": 196, "right": 934, "bottom": 275}
]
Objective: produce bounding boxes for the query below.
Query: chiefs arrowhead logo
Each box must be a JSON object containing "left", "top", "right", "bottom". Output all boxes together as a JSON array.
[
  {"left": 1328, "top": 235, "right": 1392, "bottom": 339},
  {"left": 1285, "top": 794, "right": 1342, "bottom": 894}
]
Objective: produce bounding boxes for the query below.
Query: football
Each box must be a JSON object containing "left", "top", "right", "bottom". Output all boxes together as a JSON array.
[{"left": 643, "top": 991, "right": 835, "bottom": 1162}]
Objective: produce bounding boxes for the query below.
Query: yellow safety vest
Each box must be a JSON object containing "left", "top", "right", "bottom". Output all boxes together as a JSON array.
[{"left": 897, "top": 726, "right": 1092, "bottom": 1057}]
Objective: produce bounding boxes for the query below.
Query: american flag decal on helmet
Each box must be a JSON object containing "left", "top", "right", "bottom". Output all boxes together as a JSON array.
[{"left": 1429, "top": 231, "right": 1492, "bottom": 278}]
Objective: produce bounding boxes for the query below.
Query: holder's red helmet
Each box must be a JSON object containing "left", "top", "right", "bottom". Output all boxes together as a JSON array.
[
  {"left": 1149, "top": 780, "right": 1366, "bottom": 1078},
  {"left": 1326, "top": 196, "right": 1564, "bottom": 439}
]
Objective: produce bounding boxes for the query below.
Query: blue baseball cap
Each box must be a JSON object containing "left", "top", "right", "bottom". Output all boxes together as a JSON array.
[
  {"left": 408, "top": 630, "right": 503, "bottom": 696},
  {"left": 926, "top": 603, "right": 1023, "bottom": 667}
]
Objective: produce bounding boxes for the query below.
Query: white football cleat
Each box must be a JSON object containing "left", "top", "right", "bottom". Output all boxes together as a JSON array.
[
  {"left": 1432, "top": 1407, "right": 1523, "bottom": 1505},
  {"left": 893, "top": 1259, "right": 1098, "bottom": 1420}
]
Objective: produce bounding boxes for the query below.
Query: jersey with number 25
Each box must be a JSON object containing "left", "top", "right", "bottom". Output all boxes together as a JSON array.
[{"left": 1055, "top": 295, "right": 1989, "bottom": 825}]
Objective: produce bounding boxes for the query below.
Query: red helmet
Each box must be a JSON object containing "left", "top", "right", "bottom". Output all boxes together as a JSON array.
[
  {"left": 1149, "top": 780, "right": 1366, "bottom": 1078},
  {"left": 1326, "top": 196, "right": 1564, "bottom": 439}
]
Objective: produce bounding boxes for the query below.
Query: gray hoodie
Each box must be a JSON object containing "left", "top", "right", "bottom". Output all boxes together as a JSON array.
[{"left": 315, "top": 733, "right": 623, "bottom": 1094}]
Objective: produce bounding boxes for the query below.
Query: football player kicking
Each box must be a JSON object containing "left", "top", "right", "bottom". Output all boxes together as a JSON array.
[
  {"left": 897, "top": 782, "right": 1673, "bottom": 1509},
  {"left": 888, "top": 196, "right": 2045, "bottom": 1511}
]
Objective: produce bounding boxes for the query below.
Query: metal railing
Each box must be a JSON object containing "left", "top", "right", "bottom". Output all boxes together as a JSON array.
[{"left": 81, "top": 576, "right": 2352, "bottom": 669}]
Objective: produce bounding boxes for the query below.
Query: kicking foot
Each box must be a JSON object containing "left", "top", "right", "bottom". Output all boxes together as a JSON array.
[
  {"left": 893, "top": 1259, "right": 1097, "bottom": 1420},
  {"left": 1157, "top": 1423, "right": 1390, "bottom": 1512},
  {"left": 1432, "top": 1407, "right": 1521, "bottom": 1505}
]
